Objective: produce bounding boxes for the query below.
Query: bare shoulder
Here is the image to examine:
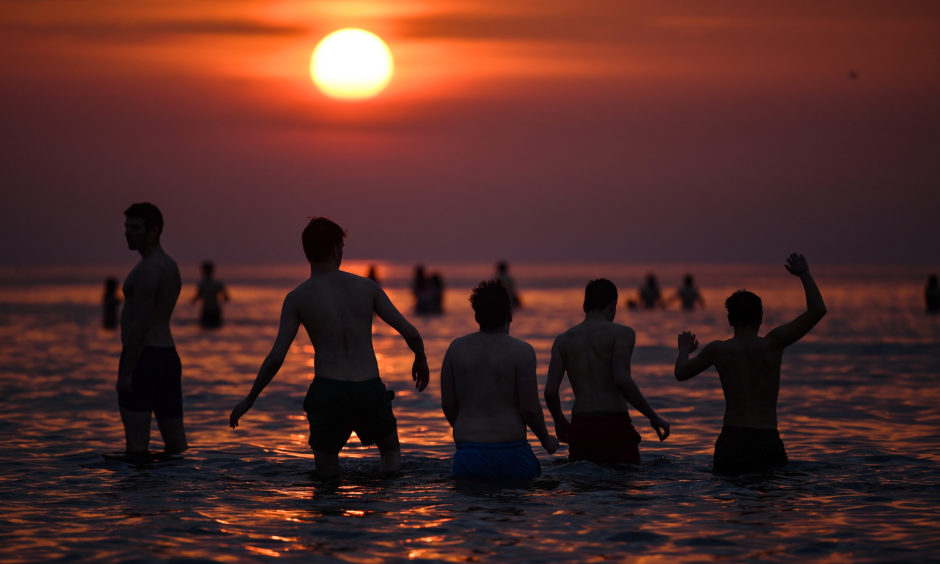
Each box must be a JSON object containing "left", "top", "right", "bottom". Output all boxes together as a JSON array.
[
  {"left": 508, "top": 335, "right": 536, "bottom": 356},
  {"left": 612, "top": 322, "right": 636, "bottom": 341}
]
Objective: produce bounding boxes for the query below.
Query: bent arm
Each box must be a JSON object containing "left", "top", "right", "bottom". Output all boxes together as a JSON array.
[
  {"left": 675, "top": 334, "right": 715, "bottom": 381},
  {"left": 767, "top": 254, "right": 827, "bottom": 348},
  {"left": 517, "top": 346, "right": 557, "bottom": 453},
  {"left": 543, "top": 339, "right": 570, "bottom": 441},
  {"left": 440, "top": 347, "right": 458, "bottom": 428},
  {"left": 230, "top": 296, "right": 299, "bottom": 427},
  {"left": 374, "top": 287, "right": 429, "bottom": 390}
]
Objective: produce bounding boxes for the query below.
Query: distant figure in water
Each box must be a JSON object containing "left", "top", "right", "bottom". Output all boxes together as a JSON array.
[
  {"left": 545, "top": 279, "right": 670, "bottom": 465},
  {"left": 102, "top": 277, "right": 121, "bottom": 330},
  {"left": 496, "top": 260, "right": 522, "bottom": 308},
  {"left": 441, "top": 280, "right": 558, "bottom": 480},
  {"left": 675, "top": 274, "right": 705, "bottom": 311},
  {"left": 629, "top": 273, "right": 665, "bottom": 310},
  {"left": 230, "top": 218, "right": 428, "bottom": 477},
  {"left": 926, "top": 274, "right": 940, "bottom": 314},
  {"left": 366, "top": 264, "right": 381, "bottom": 286},
  {"left": 412, "top": 264, "right": 444, "bottom": 315},
  {"left": 674, "top": 253, "right": 826, "bottom": 475},
  {"left": 118, "top": 202, "right": 187, "bottom": 456},
  {"left": 192, "top": 260, "right": 229, "bottom": 329}
]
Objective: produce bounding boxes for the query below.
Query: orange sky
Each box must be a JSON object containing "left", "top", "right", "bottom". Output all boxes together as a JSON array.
[{"left": 1, "top": 1, "right": 938, "bottom": 265}]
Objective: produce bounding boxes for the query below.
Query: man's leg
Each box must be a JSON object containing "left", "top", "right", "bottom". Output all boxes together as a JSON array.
[
  {"left": 375, "top": 431, "right": 402, "bottom": 473},
  {"left": 156, "top": 417, "right": 188, "bottom": 453},
  {"left": 313, "top": 450, "right": 340, "bottom": 478},
  {"left": 120, "top": 408, "right": 151, "bottom": 453}
]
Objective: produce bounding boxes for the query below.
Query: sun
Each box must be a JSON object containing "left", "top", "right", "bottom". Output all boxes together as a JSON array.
[{"left": 310, "top": 29, "right": 394, "bottom": 100}]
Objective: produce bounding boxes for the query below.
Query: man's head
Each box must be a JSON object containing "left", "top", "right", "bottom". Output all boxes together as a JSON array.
[
  {"left": 725, "top": 290, "right": 762, "bottom": 328},
  {"left": 470, "top": 280, "right": 512, "bottom": 331},
  {"left": 302, "top": 217, "right": 346, "bottom": 264},
  {"left": 583, "top": 278, "right": 618, "bottom": 313},
  {"left": 124, "top": 202, "right": 163, "bottom": 251},
  {"left": 201, "top": 260, "right": 215, "bottom": 277}
]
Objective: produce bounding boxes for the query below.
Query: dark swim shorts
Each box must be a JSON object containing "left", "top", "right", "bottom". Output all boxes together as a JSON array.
[
  {"left": 303, "top": 377, "right": 397, "bottom": 454},
  {"left": 712, "top": 425, "right": 788, "bottom": 475},
  {"left": 117, "top": 346, "right": 183, "bottom": 418},
  {"left": 568, "top": 412, "right": 642, "bottom": 465},
  {"left": 453, "top": 440, "right": 541, "bottom": 480}
]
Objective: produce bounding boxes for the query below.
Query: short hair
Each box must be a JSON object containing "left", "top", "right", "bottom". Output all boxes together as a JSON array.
[
  {"left": 470, "top": 280, "right": 512, "bottom": 330},
  {"left": 124, "top": 202, "right": 163, "bottom": 235},
  {"left": 725, "top": 290, "right": 762, "bottom": 327},
  {"left": 302, "top": 217, "right": 346, "bottom": 263},
  {"left": 583, "top": 278, "right": 618, "bottom": 312}
]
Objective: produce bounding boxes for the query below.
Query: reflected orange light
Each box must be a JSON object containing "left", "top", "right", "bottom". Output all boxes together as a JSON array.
[{"left": 245, "top": 545, "right": 280, "bottom": 557}]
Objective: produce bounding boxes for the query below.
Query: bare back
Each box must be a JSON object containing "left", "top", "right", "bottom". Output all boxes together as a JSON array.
[
  {"left": 289, "top": 270, "right": 382, "bottom": 382},
  {"left": 708, "top": 337, "right": 783, "bottom": 429},
  {"left": 442, "top": 332, "right": 534, "bottom": 443},
  {"left": 556, "top": 321, "right": 633, "bottom": 415},
  {"left": 121, "top": 249, "right": 181, "bottom": 347}
]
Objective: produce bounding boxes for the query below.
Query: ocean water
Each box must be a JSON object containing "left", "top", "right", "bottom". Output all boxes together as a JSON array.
[{"left": 1, "top": 261, "right": 938, "bottom": 562}]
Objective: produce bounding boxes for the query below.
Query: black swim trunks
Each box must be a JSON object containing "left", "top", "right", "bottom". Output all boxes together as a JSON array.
[
  {"left": 712, "top": 425, "right": 788, "bottom": 475},
  {"left": 303, "top": 377, "right": 397, "bottom": 454},
  {"left": 118, "top": 346, "right": 183, "bottom": 418}
]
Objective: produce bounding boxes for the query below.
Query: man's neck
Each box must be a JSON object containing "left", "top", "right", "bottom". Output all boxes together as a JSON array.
[
  {"left": 138, "top": 242, "right": 161, "bottom": 259},
  {"left": 309, "top": 261, "right": 339, "bottom": 275}
]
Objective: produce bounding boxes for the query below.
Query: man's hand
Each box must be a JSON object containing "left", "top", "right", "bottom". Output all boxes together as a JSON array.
[
  {"left": 650, "top": 415, "right": 670, "bottom": 441},
  {"left": 412, "top": 356, "right": 430, "bottom": 391},
  {"left": 230, "top": 398, "right": 254, "bottom": 429},
  {"left": 785, "top": 253, "right": 809, "bottom": 276},
  {"left": 542, "top": 435, "right": 560, "bottom": 455},
  {"left": 554, "top": 419, "right": 571, "bottom": 444},
  {"left": 677, "top": 331, "right": 698, "bottom": 352}
]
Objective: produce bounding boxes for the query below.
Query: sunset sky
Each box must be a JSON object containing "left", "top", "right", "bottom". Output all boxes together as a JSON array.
[{"left": 2, "top": 1, "right": 938, "bottom": 266}]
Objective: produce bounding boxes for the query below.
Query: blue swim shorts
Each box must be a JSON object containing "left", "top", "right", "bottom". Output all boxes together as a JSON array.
[{"left": 453, "top": 440, "right": 541, "bottom": 480}]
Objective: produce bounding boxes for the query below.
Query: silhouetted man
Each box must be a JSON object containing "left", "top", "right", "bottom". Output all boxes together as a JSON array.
[
  {"left": 675, "top": 253, "right": 826, "bottom": 475},
  {"left": 441, "top": 281, "right": 558, "bottom": 480},
  {"left": 192, "top": 260, "right": 229, "bottom": 329},
  {"left": 118, "top": 202, "right": 187, "bottom": 455},
  {"left": 230, "top": 217, "right": 429, "bottom": 477},
  {"left": 545, "top": 279, "right": 670, "bottom": 465},
  {"left": 676, "top": 274, "right": 705, "bottom": 311}
]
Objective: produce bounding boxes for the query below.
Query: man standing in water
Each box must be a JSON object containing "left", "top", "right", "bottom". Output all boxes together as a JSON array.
[
  {"left": 119, "top": 202, "right": 187, "bottom": 456},
  {"left": 544, "top": 279, "right": 670, "bottom": 465},
  {"left": 230, "top": 217, "right": 429, "bottom": 477},
  {"left": 674, "top": 253, "right": 826, "bottom": 475},
  {"left": 441, "top": 281, "right": 558, "bottom": 480}
]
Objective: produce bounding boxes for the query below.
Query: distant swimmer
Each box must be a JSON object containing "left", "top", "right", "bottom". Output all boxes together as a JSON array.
[
  {"left": 192, "top": 260, "right": 229, "bottom": 329},
  {"left": 674, "top": 253, "right": 826, "bottom": 475},
  {"left": 496, "top": 260, "right": 522, "bottom": 308},
  {"left": 102, "top": 277, "right": 121, "bottom": 330},
  {"left": 544, "top": 279, "right": 670, "bottom": 465},
  {"left": 118, "top": 203, "right": 187, "bottom": 456},
  {"left": 926, "top": 274, "right": 940, "bottom": 314},
  {"left": 230, "top": 218, "right": 429, "bottom": 477},
  {"left": 633, "top": 273, "right": 665, "bottom": 310},
  {"left": 441, "top": 281, "right": 558, "bottom": 480},
  {"left": 675, "top": 274, "right": 705, "bottom": 311}
]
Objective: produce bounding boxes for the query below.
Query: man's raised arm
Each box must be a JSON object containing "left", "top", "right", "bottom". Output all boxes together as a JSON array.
[{"left": 766, "top": 253, "right": 827, "bottom": 348}]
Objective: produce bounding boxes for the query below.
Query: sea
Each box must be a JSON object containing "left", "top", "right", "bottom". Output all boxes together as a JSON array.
[{"left": 1, "top": 261, "right": 938, "bottom": 562}]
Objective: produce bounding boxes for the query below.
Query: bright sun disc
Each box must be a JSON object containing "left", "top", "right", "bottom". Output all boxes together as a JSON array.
[{"left": 310, "top": 28, "right": 394, "bottom": 100}]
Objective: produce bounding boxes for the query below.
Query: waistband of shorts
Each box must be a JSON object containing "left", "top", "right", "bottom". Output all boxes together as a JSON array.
[
  {"left": 455, "top": 440, "right": 531, "bottom": 450},
  {"left": 720, "top": 425, "right": 780, "bottom": 435},
  {"left": 312, "top": 376, "right": 383, "bottom": 386},
  {"left": 571, "top": 411, "right": 631, "bottom": 420}
]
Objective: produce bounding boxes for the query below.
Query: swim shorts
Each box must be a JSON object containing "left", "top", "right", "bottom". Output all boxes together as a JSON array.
[
  {"left": 303, "top": 377, "right": 397, "bottom": 454},
  {"left": 712, "top": 425, "right": 788, "bottom": 475},
  {"left": 568, "top": 412, "right": 642, "bottom": 465},
  {"left": 117, "top": 346, "right": 183, "bottom": 418},
  {"left": 453, "top": 440, "right": 541, "bottom": 480}
]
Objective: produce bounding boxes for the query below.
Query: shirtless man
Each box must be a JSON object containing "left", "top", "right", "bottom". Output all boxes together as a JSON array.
[
  {"left": 441, "top": 281, "right": 558, "bottom": 479},
  {"left": 119, "top": 202, "right": 187, "bottom": 455},
  {"left": 674, "top": 253, "right": 826, "bottom": 475},
  {"left": 192, "top": 260, "right": 229, "bottom": 329},
  {"left": 544, "top": 279, "right": 670, "bottom": 465},
  {"left": 229, "top": 217, "right": 429, "bottom": 477}
]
